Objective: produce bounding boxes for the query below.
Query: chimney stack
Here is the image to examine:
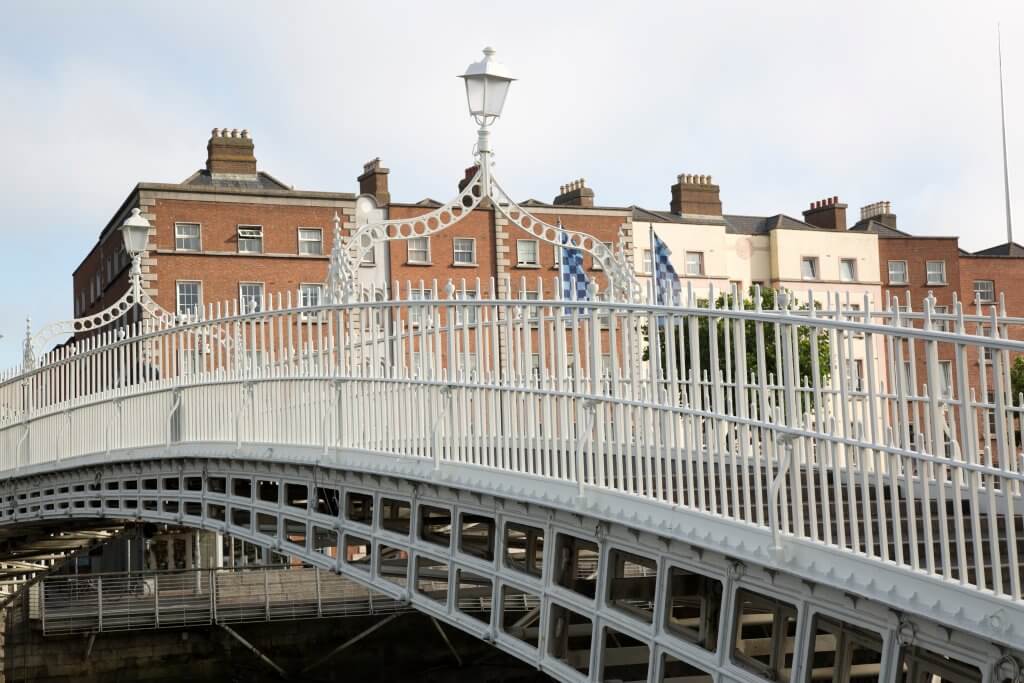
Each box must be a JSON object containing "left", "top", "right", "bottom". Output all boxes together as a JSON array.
[
  {"left": 206, "top": 128, "right": 257, "bottom": 177},
  {"left": 553, "top": 178, "right": 595, "bottom": 208},
  {"left": 358, "top": 157, "right": 391, "bottom": 205},
  {"left": 857, "top": 200, "right": 897, "bottom": 229},
  {"left": 670, "top": 174, "right": 722, "bottom": 216},
  {"left": 802, "top": 196, "right": 847, "bottom": 230},
  {"left": 458, "top": 165, "right": 480, "bottom": 193}
]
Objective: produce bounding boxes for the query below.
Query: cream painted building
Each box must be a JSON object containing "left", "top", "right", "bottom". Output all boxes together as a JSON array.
[{"left": 632, "top": 174, "right": 887, "bottom": 398}]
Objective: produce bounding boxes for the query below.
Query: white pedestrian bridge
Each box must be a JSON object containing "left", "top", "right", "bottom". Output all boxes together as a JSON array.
[{"left": 1, "top": 283, "right": 1022, "bottom": 682}]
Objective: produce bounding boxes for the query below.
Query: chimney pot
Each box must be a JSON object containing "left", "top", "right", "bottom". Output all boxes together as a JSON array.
[
  {"left": 670, "top": 172, "right": 722, "bottom": 216},
  {"left": 207, "top": 126, "right": 257, "bottom": 176}
]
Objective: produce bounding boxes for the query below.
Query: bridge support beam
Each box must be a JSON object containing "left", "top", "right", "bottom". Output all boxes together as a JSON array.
[
  {"left": 219, "top": 624, "right": 286, "bottom": 678},
  {"left": 300, "top": 612, "right": 403, "bottom": 674}
]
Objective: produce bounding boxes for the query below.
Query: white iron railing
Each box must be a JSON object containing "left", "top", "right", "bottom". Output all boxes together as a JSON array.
[{"left": 1, "top": 279, "right": 1022, "bottom": 603}]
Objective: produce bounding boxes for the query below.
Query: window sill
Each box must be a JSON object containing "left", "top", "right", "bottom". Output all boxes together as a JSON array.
[
  {"left": 926, "top": 281, "right": 948, "bottom": 287},
  {"left": 360, "top": 262, "right": 377, "bottom": 268},
  {"left": 452, "top": 262, "right": 479, "bottom": 268},
  {"left": 406, "top": 261, "right": 433, "bottom": 266},
  {"left": 516, "top": 263, "right": 542, "bottom": 269}
]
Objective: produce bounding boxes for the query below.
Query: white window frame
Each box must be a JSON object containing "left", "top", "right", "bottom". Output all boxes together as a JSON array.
[
  {"left": 839, "top": 258, "right": 857, "bottom": 282},
  {"left": 926, "top": 260, "right": 946, "bottom": 285},
  {"left": 299, "top": 283, "right": 324, "bottom": 320},
  {"left": 237, "top": 225, "right": 263, "bottom": 254},
  {"left": 361, "top": 245, "right": 376, "bottom": 266},
  {"left": 684, "top": 251, "right": 704, "bottom": 276},
  {"left": 453, "top": 238, "right": 476, "bottom": 265},
  {"left": 516, "top": 239, "right": 539, "bottom": 267},
  {"left": 801, "top": 256, "right": 819, "bottom": 281},
  {"left": 239, "top": 282, "right": 265, "bottom": 314},
  {"left": 409, "top": 287, "right": 435, "bottom": 327},
  {"left": 407, "top": 237, "right": 430, "bottom": 264},
  {"left": 931, "top": 305, "right": 951, "bottom": 332},
  {"left": 176, "top": 281, "right": 202, "bottom": 320},
  {"left": 297, "top": 228, "right": 323, "bottom": 256},
  {"left": 888, "top": 260, "right": 908, "bottom": 284},
  {"left": 973, "top": 279, "right": 995, "bottom": 304},
  {"left": 175, "top": 222, "right": 201, "bottom": 252},
  {"left": 454, "top": 290, "right": 479, "bottom": 325}
]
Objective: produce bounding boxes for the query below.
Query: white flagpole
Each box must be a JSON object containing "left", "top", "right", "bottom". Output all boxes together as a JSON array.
[{"left": 649, "top": 225, "right": 658, "bottom": 306}]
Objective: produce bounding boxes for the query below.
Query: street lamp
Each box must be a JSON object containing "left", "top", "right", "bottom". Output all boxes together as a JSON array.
[
  {"left": 458, "top": 47, "right": 514, "bottom": 208},
  {"left": 120, "top": 208, "right": 151, "bottom": 260},
  {"left": 459, "top": 47, "right": 515, "bottom": 132}
]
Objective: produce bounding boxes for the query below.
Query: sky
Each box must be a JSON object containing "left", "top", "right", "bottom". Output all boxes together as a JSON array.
[{"left": 1, "top": 0, "right": 1023, "bottom": 368}]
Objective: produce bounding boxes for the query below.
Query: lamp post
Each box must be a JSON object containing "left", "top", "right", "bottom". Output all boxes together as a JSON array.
[
  {"left": 120, "top": 207, "right": 151, "bottom": 301},
  {"left": 459, "top": 47, "right": 515, "bottom": 194},
  {"left": 329, "top": 48, "right": 640, "bottom": 304},
  {"left": 22, "top": 207, "right": 168, "bottom": 368}
]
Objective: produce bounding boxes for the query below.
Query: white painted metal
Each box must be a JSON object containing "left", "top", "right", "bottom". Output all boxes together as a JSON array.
[{"left": 2, "top": 282, "right": 1024, "bottom": 680}]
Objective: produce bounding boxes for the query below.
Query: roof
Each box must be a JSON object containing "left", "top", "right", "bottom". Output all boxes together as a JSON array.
[
  {"left": 723, "top": 213, "right": 826, "bottom": 235},
  {"left": 847, "top": 218, "right": 912, "bottom": 238},
  {"left": 972, "top": 241, "right": 1024, "bottom": 257},
  {"left": 632, "top": 207, "right": 832, "bottom": 234},
  {"left": 180, "top": 169, "right": 292, "bottom": 192}
]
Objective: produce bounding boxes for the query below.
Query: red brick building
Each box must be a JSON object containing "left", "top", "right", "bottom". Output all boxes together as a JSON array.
[
  {"left": 73, "top": 132, "right": 632, "bottom": 345},
  {"left": 74, "top": 129, "right": 356, "bottom": 331},
  {"left": 851, "top": 202, "right": 1024, "bottom": 449}
]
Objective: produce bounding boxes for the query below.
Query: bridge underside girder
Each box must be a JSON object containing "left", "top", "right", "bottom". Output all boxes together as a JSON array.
[{"left": 0, "top": 449, "right": 1018, "bottom": 682}]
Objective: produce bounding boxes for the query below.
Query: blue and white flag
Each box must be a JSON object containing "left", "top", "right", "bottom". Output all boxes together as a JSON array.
[
  {"left": 559, "top": 222, "right": 590, "bottom": 303},
  {"left": 652, "top": 230, "right": 681, "bottom": 306}
]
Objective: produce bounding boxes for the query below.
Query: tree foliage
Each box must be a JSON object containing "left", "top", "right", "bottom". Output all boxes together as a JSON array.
[{"left": 644, "top": 287, "right": 832, "bottom": 386}]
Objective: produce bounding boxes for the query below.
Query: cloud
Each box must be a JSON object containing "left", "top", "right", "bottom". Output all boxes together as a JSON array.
[{"left": 0, "top": 0, "right": 1023, "bottom": 367}]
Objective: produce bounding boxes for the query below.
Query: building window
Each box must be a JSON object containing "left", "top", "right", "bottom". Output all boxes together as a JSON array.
[
  {"left": 237, "top": 226, "right": 263, "bottom": 254},
  {"left": 801, "top": 256, "right": 819, "bottom": 280},
  {"left": 840, "top": 258, "right": 857, "bottom": 282},
  {"left": 846, "top": 359, "right": 864, "bottom": 391},
  {"left": 175, "top": 223, "right": 201, "bottom": 251},
  {"left": 592, "top": 242, "right": 613, "bottom": 270},
  {"left": 361, "top": 246, "right": 376, "bottom": 266},
  {"left": 939, "top": 360, "right": 954, "bottom": 398},
  {"left": 407, "top": 237, "right": 430, "bottom": 264},
  {"left": 409, "top": 287, "right": 434, "bottom": 327},
  {"left": 453, "top": 238, "right": 476, "bottom": 265},
  {"left": 516, "top": 239, "right": 539, "bottom": 267},
  {"left": 684, "top": 251, "right": 704, "bottom": 276},
  {"left": 299, "top": 283, "right": 323, "bottom": 308},
  {"left": 978, "top": 325, "right": 994, "bottom": 364},
  {"left": 298, "top": 228, "right": 323, "bottom": 255},
  {"left": 973, "top": 279, "right": 995, "bottom": 303},
  {"left": 239, "top": 283, "right": 264, "bottom": 314},
  {"left": 926, "top": 260, "right": 946, "bottom": 285},
  {"left": 888, "top": 260, "right": 908, "bottom": 284},
  {"left": 176, "top": 282, "right": 202, "bottom": 319},
  {"left": 454, "top": 290, "right": 479, "bottom": 325},
  {"left": 931, "top": 305, "right": 950, "bottom": 332},
  {"left": 642, "top": 249, "right": 653, "bottom": 274}
]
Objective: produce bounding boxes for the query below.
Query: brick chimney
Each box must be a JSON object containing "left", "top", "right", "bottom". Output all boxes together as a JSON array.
[
  {"left": 802, "top": 196, "right": 847, "bottom": 230},
  {"left": 358, "top": 157, "right": 390, "bottom": 205},
  {"left": 857, "top": 200, "right": 897, "bottom": 229},
  {"left": 553, "top": 178, "right": 594, "bottom": 208},
  {"left": 206, "top": 128, "right": 257, "bottom": 177},
  {"left": 670, "top": 174, "right": 722, "bottom": 216},
  {"left": 458, "top": 165, "right": 480, "bottom": 193}
]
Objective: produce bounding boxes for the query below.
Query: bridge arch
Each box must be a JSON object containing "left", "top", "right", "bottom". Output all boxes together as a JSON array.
[{"left": 2, "top": 450, "right": 1013, "bottom": 683}]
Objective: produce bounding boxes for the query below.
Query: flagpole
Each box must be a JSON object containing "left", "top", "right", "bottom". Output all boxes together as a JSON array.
[{"left": 648, "top": 225, "right": 654, "bottom": 306}]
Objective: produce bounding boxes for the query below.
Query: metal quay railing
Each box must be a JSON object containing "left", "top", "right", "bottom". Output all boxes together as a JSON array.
[{"left": 0, "top": 279, "right": 1022, "bottom": 604}]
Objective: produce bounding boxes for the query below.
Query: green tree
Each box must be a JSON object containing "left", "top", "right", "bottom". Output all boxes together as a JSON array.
[
  {"left": 1011, "top": 356, "right": 1024, "bottom": 405},
  {"left": 645, "top": 287, "right": 831, "bottom": 387}
]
